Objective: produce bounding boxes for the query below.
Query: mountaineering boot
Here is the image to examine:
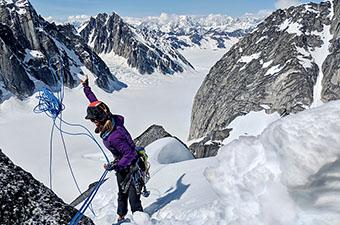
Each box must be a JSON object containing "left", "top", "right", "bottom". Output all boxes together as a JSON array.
[{"left": 113, "top": 217, "right": 131, "bottom": 225}]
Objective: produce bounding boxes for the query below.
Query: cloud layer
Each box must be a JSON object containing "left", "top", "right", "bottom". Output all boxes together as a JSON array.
[{"left": 275, "top": 0, "right": 301, "bottom": 9}]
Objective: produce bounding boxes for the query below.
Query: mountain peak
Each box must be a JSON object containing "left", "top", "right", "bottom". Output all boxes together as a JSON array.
[
  {"left": 80, "top": 11, "right": 193, "bottom": 75},
  {"left": 0, "top": 0, "right": 30, "bottom": 14}
]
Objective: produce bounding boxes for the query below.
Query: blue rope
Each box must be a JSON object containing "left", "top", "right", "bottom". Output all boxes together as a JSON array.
[
  {"left": 68, "top": 170, "right": 109, "bottom": 225},
  {"left": 58, "top": 115, "right": 82, "bottom": 193},
  {"left": 33, "top": 57, "right": 111, "bottom": 224},
  {"left": 49, "top": 120, "right": 55, "bottom": 189},
  {"left": 33, "top": 88, "right": 64, "bottom": 119},
  {"left": 55, "top": 117, "right": 110, "bottom": 163}
]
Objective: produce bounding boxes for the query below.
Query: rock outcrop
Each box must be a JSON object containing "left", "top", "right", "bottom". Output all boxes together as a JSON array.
[
  {"left": 0, "top": 149, "right": 94, "bottom": 225},
  {"left": 134, "top": 124, "right": 172, "bottom": 148}
]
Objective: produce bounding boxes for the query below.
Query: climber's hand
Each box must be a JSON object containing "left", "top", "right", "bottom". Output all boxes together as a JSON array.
[
  {"left": 80, "top": 75, "right": 89, "bottom": 87},
  {"left": 104, "top": 161, "right": 118, "bottom": 171}
]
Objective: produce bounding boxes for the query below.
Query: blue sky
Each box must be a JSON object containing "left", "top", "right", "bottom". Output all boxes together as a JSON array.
[{"left": 30, "top": 0, "right": 322, "bottom": 19}]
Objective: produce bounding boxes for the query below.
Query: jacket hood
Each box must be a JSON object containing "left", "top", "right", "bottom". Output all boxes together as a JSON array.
[{"left": 112, "top": 114, "right": 124, "bottom": 126}]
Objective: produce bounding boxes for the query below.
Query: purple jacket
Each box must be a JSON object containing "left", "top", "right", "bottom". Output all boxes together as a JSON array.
[{"left": 84, "top": 86, "right": 137, "bottom": 169}]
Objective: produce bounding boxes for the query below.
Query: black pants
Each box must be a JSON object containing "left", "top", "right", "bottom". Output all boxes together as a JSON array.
[{"left": 116, "top": 169, "right": 143, "bottom": 216}]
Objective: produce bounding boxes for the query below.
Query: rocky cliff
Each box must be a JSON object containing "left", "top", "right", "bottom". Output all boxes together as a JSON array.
[
  {"left": 0, "top": 149, "right": 94, "bottom": 225},
  {"left": 79, "top": 12, "right": 194, "bottom": 75},
  {"left": 189, "top": 1, "right": 339, "bottom": 150},
  {"left": 322, "top": 0, "right": 340, "bottom": 101},
  {"left": 0, "top": 0, "right": 125, "bottom": 102}
]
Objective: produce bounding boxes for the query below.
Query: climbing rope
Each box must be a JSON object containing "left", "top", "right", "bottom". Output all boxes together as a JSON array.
[
  {"left": 68, "top": 170, "right": 109, "bottom": 225},
  {"left": 33, "top": 56, "right": 110, "bottom": 224}
]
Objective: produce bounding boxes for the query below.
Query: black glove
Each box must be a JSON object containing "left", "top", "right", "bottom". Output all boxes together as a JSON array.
[
  {"left": 104, "top": 161, "right": 118, "bottom": 171},
  {"left": 81, "top": 76, "right": 89, "bottom": 87}
]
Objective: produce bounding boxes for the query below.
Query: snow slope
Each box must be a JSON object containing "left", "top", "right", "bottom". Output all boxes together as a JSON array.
[
  {"left": 84, "top": 100, "right": 340, "bottom": 225},
  {"left": 88, "top": 137, "right": 220, "bottom": 225}
]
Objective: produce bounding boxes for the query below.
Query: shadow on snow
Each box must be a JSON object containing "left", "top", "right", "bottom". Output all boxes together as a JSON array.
[{"left": 145, "top": 174, "right": 190, "bottom": 216}]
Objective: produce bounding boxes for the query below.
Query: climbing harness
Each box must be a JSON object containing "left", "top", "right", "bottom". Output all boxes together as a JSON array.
[{"left": 120, "top": 147, "right": 151, "bottom": 198}]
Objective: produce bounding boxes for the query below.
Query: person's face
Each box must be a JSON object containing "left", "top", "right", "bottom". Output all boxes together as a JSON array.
[{"left": 90, "top": 118, "right": 105, "bottom": 127}]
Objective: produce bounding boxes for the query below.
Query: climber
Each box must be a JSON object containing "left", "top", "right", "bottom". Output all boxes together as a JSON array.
[{"left": 81, "top": 76, "right": 143, "bottom": 223}]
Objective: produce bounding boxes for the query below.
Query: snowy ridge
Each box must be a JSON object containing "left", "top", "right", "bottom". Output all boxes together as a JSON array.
[
  {"left": 207, "top": 100, "right": 340, "bottom": 225},
  {"left": 84, "top": 101, "right": 340, "bottom": 225}
]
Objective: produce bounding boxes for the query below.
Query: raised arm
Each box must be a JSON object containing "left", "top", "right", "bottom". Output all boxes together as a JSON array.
[
  {"left": 84, "top": 86, "right": 98, "bottom": 103},
  {"left": 81, "top": 76, "right": 98, "bottom": 103}
]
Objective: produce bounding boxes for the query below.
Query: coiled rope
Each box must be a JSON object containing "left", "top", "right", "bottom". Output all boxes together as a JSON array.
[{"left": 33, "top": 57, "right": 110, "bottom": 224}]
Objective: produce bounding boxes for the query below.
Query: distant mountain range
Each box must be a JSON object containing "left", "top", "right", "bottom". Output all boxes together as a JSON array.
[{"left": 125, "top": 12, "right": 270, "bottom": 49}]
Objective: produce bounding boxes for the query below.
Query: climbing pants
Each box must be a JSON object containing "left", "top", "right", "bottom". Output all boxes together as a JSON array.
[{"left": 116, "top": 169, "right": 143, "bottom": 216}]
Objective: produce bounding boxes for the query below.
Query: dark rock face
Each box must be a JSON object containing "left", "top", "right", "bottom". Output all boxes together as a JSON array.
[
  {"left": 133, "top": 124, "right": 194, "bottom": 158},
  {"left": 322, "top": 0, "right": 340, "bottom": 101},
  {"left": 134, "top": 124, "right": 172, "bottom": 148},
  {"left": 189, "top": 1, "right": 336, "bottom": 141},
  {"left": 80, "top": 13, "right": 194, "bottom": 75},
  {"left": 189, "top": 140, "right": 221, "bottom": 158},
  {"left": 0, "top": 149, "right": 94, "bottom": 225},
  {"left": 0, "top": 0, "right": 125, "bottom": 102},
  {"left": 189, "top": 128, "right": 231, "bottom": 158},
  {"left": 0, "top": 23, "right": 34, "bottom": 100}
]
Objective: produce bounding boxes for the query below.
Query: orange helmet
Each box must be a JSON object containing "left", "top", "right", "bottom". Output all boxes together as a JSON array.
[{"left": 85, "top": 101, "right": 110, "bottom": 121}]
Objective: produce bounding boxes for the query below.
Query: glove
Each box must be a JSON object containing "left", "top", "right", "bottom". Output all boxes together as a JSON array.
[
  {"left": 80, "top": 75, "right": 89, "bottom": 87},
  {"left": 104, "top": 161, "right": 118, "bottom": 171}
]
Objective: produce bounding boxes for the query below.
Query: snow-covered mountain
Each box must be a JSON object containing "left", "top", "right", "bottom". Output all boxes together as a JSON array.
[
  {"left": 0, "top": 0, "right": 125, "bottom": 103},
  {"left": 79, "top": 12, "right": 194, "bottom": 75},
  {"left": 125, "top": 12, "right": 270, "bottom": 50},
  {"left": 189, "top": 0, "right": 339, "bottom": 156}
]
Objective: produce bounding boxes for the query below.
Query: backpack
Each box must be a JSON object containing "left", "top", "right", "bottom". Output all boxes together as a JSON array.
[
  {"left": 135, "top": 146, "right": 150, "bottom": 173},
  {"left": 134, "top": 146, "right": 151, "bottom": 197}
]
